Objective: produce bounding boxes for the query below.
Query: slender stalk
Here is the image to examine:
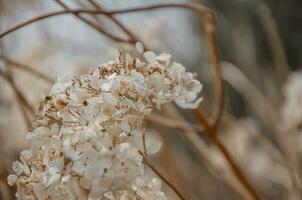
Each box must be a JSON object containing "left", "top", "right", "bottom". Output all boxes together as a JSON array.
[
  {"left": 53, "top": 0, "right": 131, "bottom": 44},
  {"left": 164, "top": 104, "right": 254, "bottom": 200},
  {"left": 17, "top": 98, "right": 32, "bottom": 129},
  {"left": 139, "top": 151, "right": 186, "bottom": 200},
  {"left": 0, "top": 70, "right": 33, "bottom": 128},
  {"left": 0, "top": 4, "right": 210, "bottom": 40},
  {"left": 0, "top": 70, "right": 35, "bottom": 115},
  {"left": 204, "top": 28, "right": 223, "bottom": 127},
  {"left": 0, "top": 54, "right": 53, "bottom": 84},
  {"left": 147, "top": 113, "right": 203, "bottom": 132},
  {"left": 193, "top": 108, "right": 261, "bottom": 200},
  {"left": 255, "top": 1, "right": 289, "bottom": 83},
  {"left": 141, "top": 117, "right": 148, "bottom": 157},
  {"left": 87, "top": 0, "right": 139, "bottom": 43}
]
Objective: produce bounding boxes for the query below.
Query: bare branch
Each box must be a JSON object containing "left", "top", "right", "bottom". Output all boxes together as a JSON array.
[
  {"left": 193, "top": 108, "right": 261, "bottom": 200},
  {"left": 139, "top": 151, "right": 186, "bottom": 200},
  {"left": 87, "top": 0, "right": 139, "bottom": 43},
  {"left": 0, "top": 54, "right": 53, "bottom": 84},
  {"left": 53, "top": 0, "right": 132, "bottom": 44}
]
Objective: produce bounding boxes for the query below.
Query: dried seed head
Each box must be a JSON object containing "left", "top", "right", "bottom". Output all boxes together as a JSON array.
[{"left": 8, "top": 46, "right": 202, "bottom": 200}]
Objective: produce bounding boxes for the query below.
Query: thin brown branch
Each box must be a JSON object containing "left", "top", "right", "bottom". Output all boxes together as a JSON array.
[
  {"left": 164, "top": 104, "right": 254, "bottom": 200},
  {"left": 87, "top": 0, "right": 139, "bottom": 43},
  {"left": 139, "top": 151, "right": 186, "bottom": 200},
  {"left": 0, "top": 70, "right": 35, "bottom": 115},
  {"left": 0, "top": 70, "right": 33, "bottom": 128},
  {"left": 141, "top": 117, "right": 147, "bottom": 157},
  {"left": 53, "top": 0, "right": 131, "bottom": 44},
  {"left": 193, "top": 108, "right": 261, "bottom": 200},
  {"left": 204, "top": 26, "right": 224, "bottom": 127},
  {"left": 221, "top": 62, "right": 302, "bottom": 197},
  {"left": 147, "top": 113, "right": 203, "bottom": 132},
  {"left": 0, "top": 3, "right": 211, "bottom": 39},
  {"left": 255, "top": 1, "right": 289, "bottom": 83},
  {"left": 0, "top": 54, "right": 53, "bottom": 84},
  {"left": 18, "top": 98, "right": 32, "bottom": 129}
]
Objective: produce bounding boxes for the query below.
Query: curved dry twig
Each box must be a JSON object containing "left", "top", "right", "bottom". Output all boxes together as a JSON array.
[
  {"left": 0, "top": 54, "right": 53, "bottom": 84},
  {"left": 87, "top": 0, "right": 140, "bottom": 43},
  {"left": 139, "top": 151, "right": 186, "bottom": 200},
  {"left": 0, "top": 70, "right": 35, "bottom": 115},
  {"left": 147, "top": 113, "right": 203, "bottom": 132},
  {"left": 0, "top": 4, "right": 211, "bottom": 39},
  {"left": 194, "top": 108, "right": 261, "bottom": 200},
  {"left": 53, "top": 0, "right": 132, "bottom": 44},
  {"left": 0, "top": 70, "right": 34, "bottom": 128},
  {"left": 163, "top": 104, "right": 254, "bottom": 200}
]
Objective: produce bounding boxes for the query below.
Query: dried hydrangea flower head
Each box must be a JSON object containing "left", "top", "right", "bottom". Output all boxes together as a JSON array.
[{"left": 8, "top": 43, "right": 202, "bottom": 200}]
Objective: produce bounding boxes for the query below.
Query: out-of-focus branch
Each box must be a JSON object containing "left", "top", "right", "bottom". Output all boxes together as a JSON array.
[
  {"left": 255, "top": 1, "right": 289, "bottom": 83},
  {"left": 222, "top": 62, "right": 302, "bottom": 198},
  {"left": 164, "top": 104, "right": 254, "bottom": 200},
  {"left": 0, "top": 4, "right": 210, "bottom": 38},
  {"left": 201, "top": 16, "right": 224, "bottom": 128},
  {"left": 0, "top": 70, "right": 33, "bottom": 128},
  {"left": 0, "top": 54, "right": 53, "bottom": 84},
  {"left": 194, "top": 108, "right": 261, "bottom": 200},
  {"left": 147, "top": 113, "right": 203, "bottom": 132},
  {"left": 87, "top": 0, "right": 140, "bottom": 43},
  {"left": 53, "top": 0, "right": 132, "bottom": 44},
  {"left": 0, "top": 70, "right": 35, "bottom": 115}
]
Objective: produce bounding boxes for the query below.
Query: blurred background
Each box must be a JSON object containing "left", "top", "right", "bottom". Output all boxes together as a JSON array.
[{"left": 0, "top": 0, "right": 301, "bottom": 199}]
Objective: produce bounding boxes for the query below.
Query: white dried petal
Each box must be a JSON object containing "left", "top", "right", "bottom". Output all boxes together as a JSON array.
[
  {"left": 12, "top": 161, "right": 25, "bottom": 175},
  {"left": 146, "top": 139, "right": 162, "bottom": 155},
  {"left": 116, "top": 142, "right": 130, "bottom": 154},
  {"left": 20, "top": 150, "right": 32, "bottom": 161},
  {"left": 7, "top": 174, "right": 17, "bottom": 186},
  {"left": 136, "top": 42, "right": 144, "bottom": 54},
  {"left": 143, "top": 51, "right": 157, "bottom": 63},
  {"left": 45, "top": 173, "right": 61, "bottom": 188},
  {"left": 61, "top": 174, "right": 71, "bottom": 183}
]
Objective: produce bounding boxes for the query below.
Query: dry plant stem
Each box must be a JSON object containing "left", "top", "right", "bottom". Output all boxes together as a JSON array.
[
  {"left": 194, "top": 108, "right": 261, "bottom": 200},
  {"left": 0, "top": 70, "right": 35, "bottom": 115},
  {"left": 0, "top": 4, "right": 208, "bottom": 39},
  {"left": 87, "top": 0, "right": 139, "bottom": 43},
  {"left": 204, "top": 24, "right": 224, "bottom": 127},
  {"left": 18, "top": 98, "right": 32, "bottom": 129},
  {"left": 138, "top": 151, "right": 186, "bottom": 200},
  {"left": 141, "top": 117, "right": 148, "bottom": 157},
  {"left": 158, "top": 131, "right": 190, "bottom": 199},
  {"left": 163, "top": 104, "right": 253, "bottom": 200},
  {"left": 222, "top": 62, "right": 302, "bottom": 198},
  {"left": 147, "top": 113, "right": 203, "bottom": 132},
  {"left": 255, "top": 1, "right": 289, "bottom": 83},
  {"left": 0, "top": 167, "right": 12, "bottom": 200},
  {"left": 0, "top": 181, "right": 11, "bottom": 200},
  {"left": 53, "top": 0, "right": 132, "bottom": 44},
  {"left": 0, "top": 2, "right": 224, "bottom": 125},
  {"left": 0, "top": 54, "right": 53, "bottom": 84},
  {"left": 0, "top": 71, "right": 32, "bottom": 128}
]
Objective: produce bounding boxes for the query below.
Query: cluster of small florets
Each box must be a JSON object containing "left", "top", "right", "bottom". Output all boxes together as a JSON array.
[{"left": 7, "top": 43, "right": 202, "bottom": 200}]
